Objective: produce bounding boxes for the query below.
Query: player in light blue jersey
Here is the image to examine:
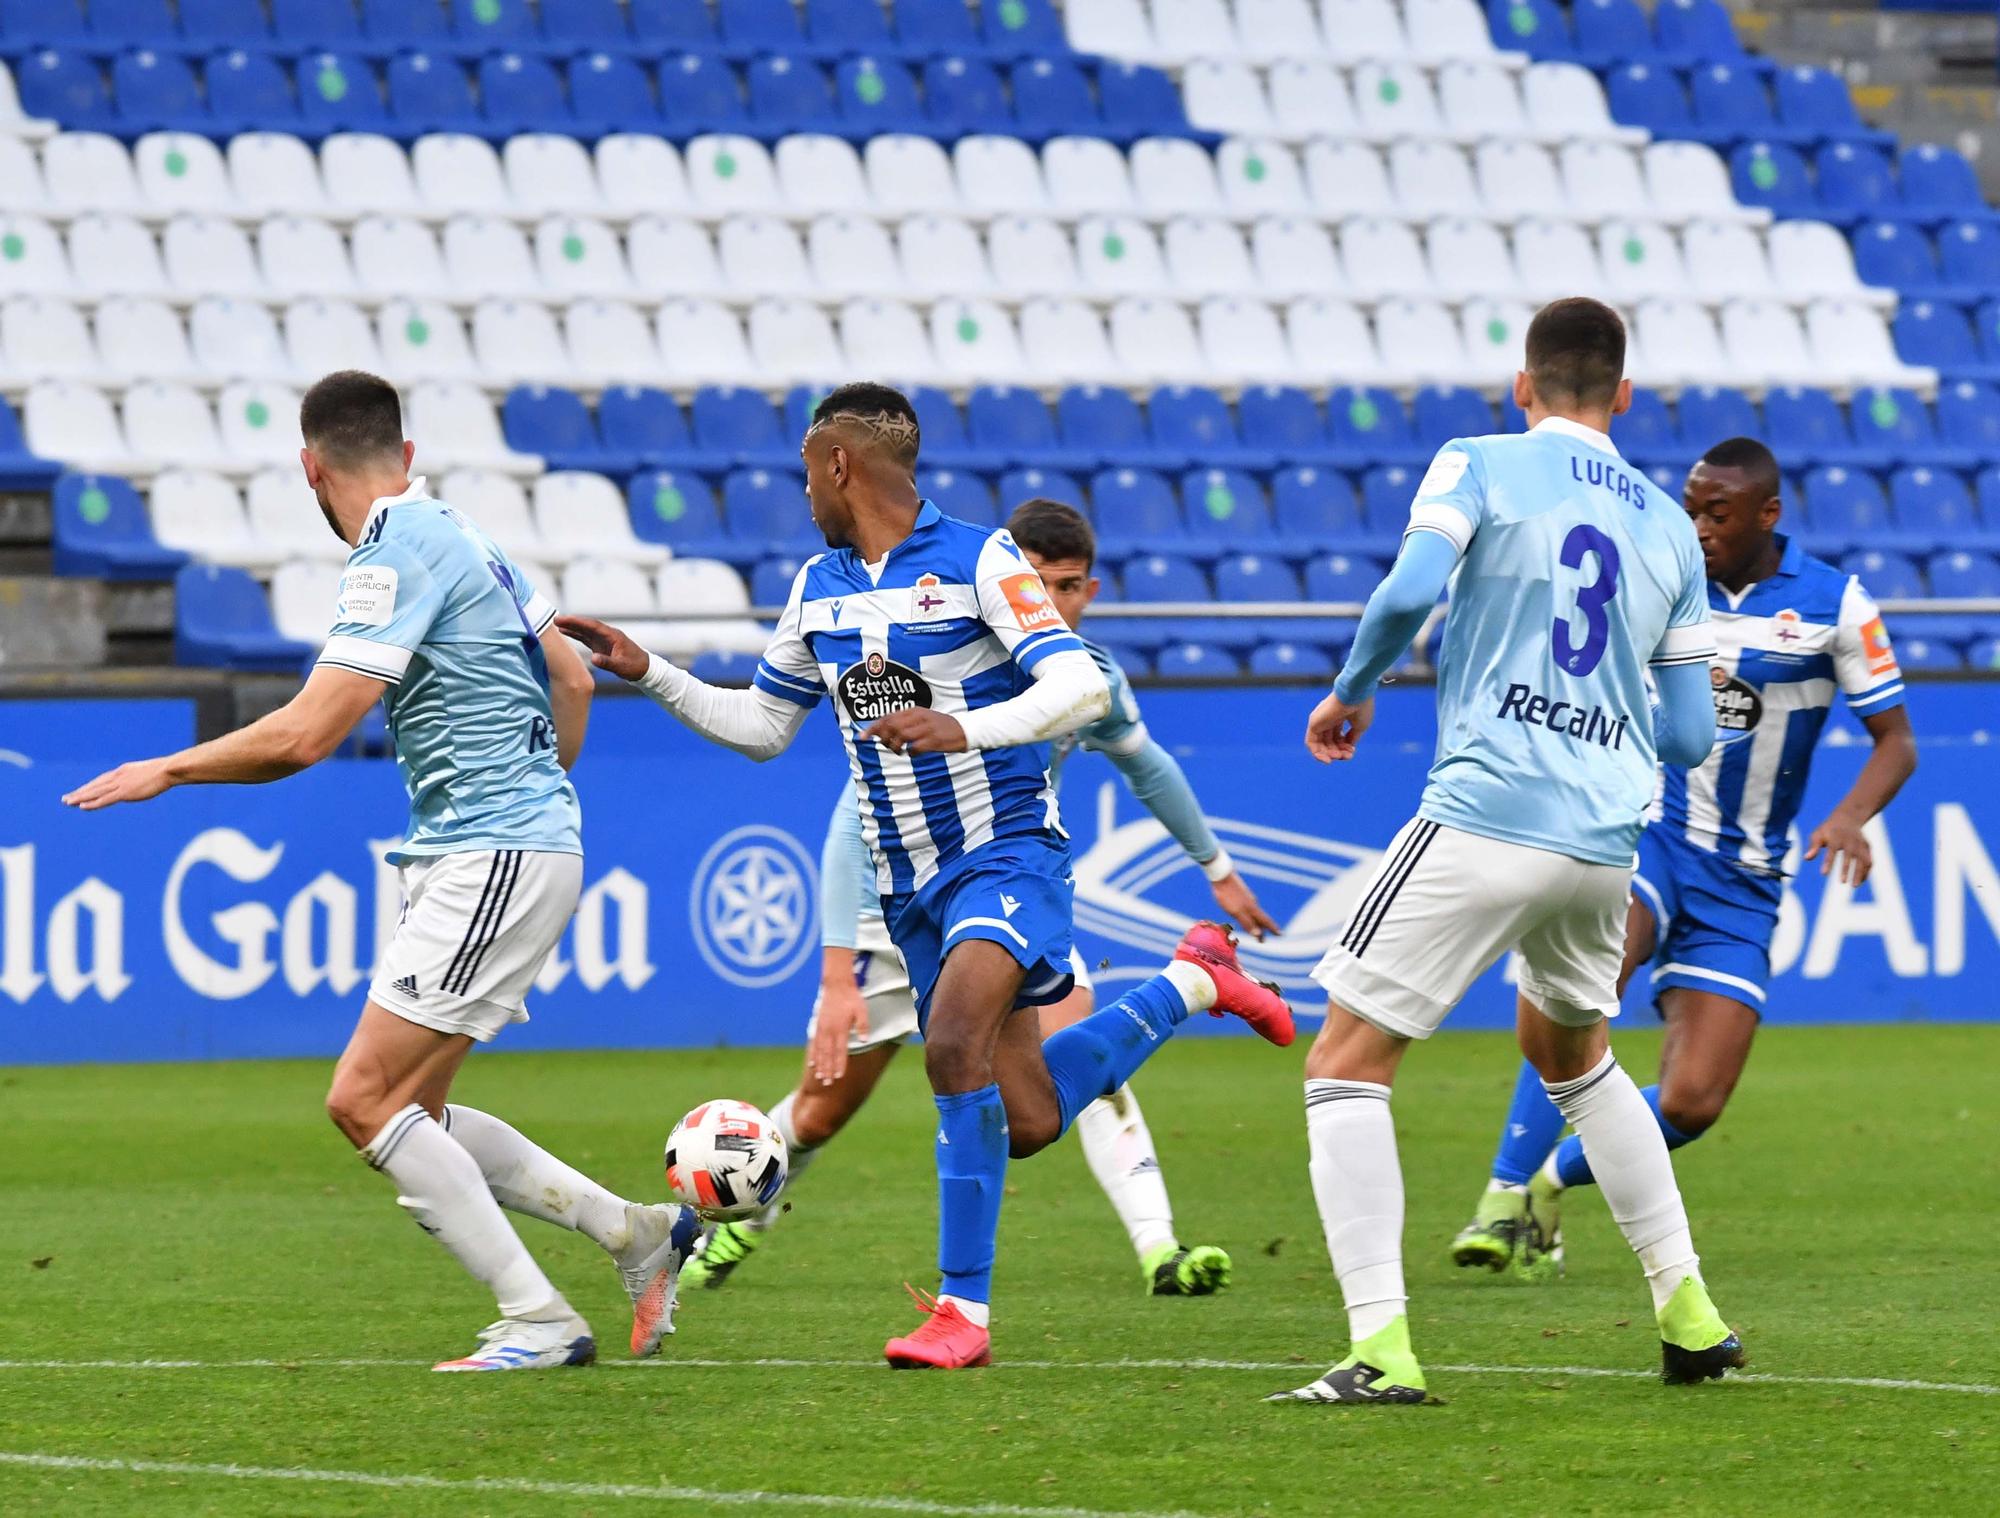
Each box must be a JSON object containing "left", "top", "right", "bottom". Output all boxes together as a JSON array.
[
  {"left": 65, "top": 371, "right": 698, "bottom": 1374},
  {"left": 563, "top": 383, "right": 1294, "bottom": 1370},
  {"left": 680, "top": 500, "right": 1280, "bottom": 1299},
  {"left": 1267, "top": 300, "right": 1746, "bottom": 1406},
  {"left": 1456, "top": 435, "right": 1917, "bottom": 1277}
]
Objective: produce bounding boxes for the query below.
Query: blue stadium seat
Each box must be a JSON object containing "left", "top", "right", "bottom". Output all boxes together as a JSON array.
[
  {"left": 1936, "top": 381, "right": 2000, "bottom": 463},
  {"left": 175, "top": 564, "right": 315, "bottom": 670},
  {"left": 1487, "top": 0, "right": 1573, "bottom": 58},
  {"left": 387, "top": 52, "right": 479, "bottom": 135},
  {"left": 749, "top": 553, "right": 810, "bottom": 606},
  {"left": 808, "top": 0, "right": 895, "bottom": 55},
  {"left": 1326, "top": 386, "right": 1420, "bottom": 466},
  {"left": 1092, "top": 467, "right": 1186, "bottom": 557},
  {"left": 1151, "top": 385, "right": 1275, "bottom": 472},
  {"left": 627, "top": 469, "right": 730, "bottom": 556},
  {"left": 1058, "top": 386, "right": 1159, "bottom": 471},
  {"left": 1616, "top": 387, "right": 1683, "bottom": 466},
  {"left": 924, "top": 56, "right": 1010, "bottom": 134},
  {"left": 1893, "top": 300, "right": 1991, "bottom": 382},
  {"left": 1239, "top": 386, "right": 1332, "bottom": 466},
  {"left": 920, "top": 466, "right": 998, "bottom": 524},
  {"left": 998, "top": 466, "right": 1082, "bottom": 515},
  {"left": 1010, "top": 57, "right": 1098, "bottom": 139},
  {"left": 1120, "top": 552, "right": 1210, "bottom": 600},
  {"left": 454, "top": 0, "right": 534, "bottom": 47},
  {"left": 1802, "top": 465, "right": 1891, "bottom": 542},
  {"left": 503, "top": 386, "right": 638, "bottom": 476},
  {"left": 1814, "top": 142, "right": 1897, "bottom": 223},
  {"left": 569, "top": 51, "right": 656, "bottom": 128},
  {"left": 1654, "top": 0, "right": 1745, "bottom": 63},
  {"left": 694, "top": 387, "right": 791, "bottom": 468},
  {"left": 1889, "top": 467, "right": 1980, "bottom": 546},
  {"left": 1248, "top": 640, "right": 1336, "bottom": 678},
  {"left": 299, "top": 50, "right": 384, "bottom": 131},
  {"left": 542, "top": 0, "right": 632, "bottom": 51},
  {"left": 1929, "top": 549, "right": 2000, "bottom": 598},
  {"left": 1, "top": 0, "right": 89, "bottom": 47},
  {"left": 1180, "top": 467, "right": 1272, "bottom": 542},
  {"left": 180, "top": 0, "right": 273, "bottom": 49},
  {"left": 1215, "top": 552, "right": 1301, "bottom": 602},
  {"left": 722, "top": 467, "right": 816, "bottom": 546},
  {"left": 1690, "top": 64, "right": 1785, "bottom": 147},
  {"left": 1764, "top": 386, "right": 1877, "bottom": 470},
  {"left": 52, "top": 474, "right": 187, "bottom": 579},
  {"left": 968, "top": 385, "right": 1090, "bottom": 473},
  {"left": 599, "top": 386, "right": 698, "bottom": 469},
  {"left": 897, "top": 0, "right": 982, "bottom": 56},
  {"left": 1852, "top": 387, "right": 1973, "bottom": 472},
  {"left": 748, "top": 55, "right": 837, "bottom": 131},
  {"left": 982, "top": 0, "right": 1069, "bottom": 57},
  {"left": 113, "top": 49, "right": 204, "bottom": 132},
  {"left": 480, "top": 53, "right": 569, "bottom": 133},
  {"left": 1851, "top": 220, "right": 1940, "bottom": 296},
  {"left": 1360, "top": 465, "right": 1419, "bottom": 539},
  {"left": 1892, "top": 634, "right": 1960, "bottom": 672},
  {"left": 1606, "top": 63, "right": 1692, "bottom": 138},
  {"left": 719, "top": 0, "right": 804, "bottom": 54},
  {"left": 1969, "top": 637, "right": 2000, "bottom": 671},
  {"left": 90, "top": 0, "right": 178, "bottom": 48},
  {"left": 906, "top": 384, "right": 986, "bottom": 471},
  {"left": 1774, "top": 65, "right": 1887, "bottom": 147},
  {"left": 1937, "top": 219, "right": 2000, "bottom": 296},
  {"left": 360, "top": 0, "right": 449, "bottom": 49},
  {"left": 1572, "top": 0, "right": 1652, "bottom": 68},
  {"left": 0, "top": 400, "right": 59, "bottom": 491},
  {"left": 1097, "top": 62, "right": 1201, "bottom": 140},
  {"left": 1842, "top": 548, "right": 1924, "bottom": 600},
  {"left": 273, "top": 0, "right": 362, "bottom": 47},
  {"left": 1304, "top": 551, "right": 1381, "bottom": 603},
  {"left": 630, "top": 0, "right": 719, "bottom": 51},
  {"left": 1897, "top": 143, "right": 1987, "bottom": 222},
  {"left": 1411, "top": 387, "right": 1495, "bottom": 452},
  {"left": 1155, "top": 641, "right": 1240, "bottom": 676},
  {"left": 835, "top": 57, "right": 923, "bottom": 133},
  {"left": 688, "top": 650, "right": 760, "bottom": 685},
  {"left": 1272, "top": 467, "right": 1361, "bottom": 546},
  {"left": 659, "top": 53, "right": 746, "bottom": 132},
  {"left": 204, "top": 50, "right": 296, "bottom": 131},
  {"left": 1676, "top": 386, "right": 1760, "bottom": 450},
  {"left": 1094, "top": 640, "right": 1152, "bottom": 676},
  {"left": 1730, "top": 142, "right": 1815, "bottom": 218}
]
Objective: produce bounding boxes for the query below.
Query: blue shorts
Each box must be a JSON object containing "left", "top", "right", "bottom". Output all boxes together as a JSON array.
[
  {"left": 882, "top": 835, "right": 1077, "bottom": 1028},
  {"left": 1631, "top": 825, "right": 1783, "bottom": 1016}
]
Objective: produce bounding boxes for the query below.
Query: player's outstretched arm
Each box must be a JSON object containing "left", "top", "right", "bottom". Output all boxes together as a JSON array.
[
  {"left": 1100, "top": 737, "right": 1280, "bottom": 939},
  {"left": 539, "top": 622, "right": 594, "bottom": 771},
  {"left": 1307, "top": 530, "right": 1459, "bottom": 762},
  {"left": 558, "top": 614, "right": 811, "bottom": 763},
  {"left": 1805, "top": 705, "right": 1916, "bottom": 885},
  {"left": 62, "top": 665, "right": 385, "bottom": 810}
]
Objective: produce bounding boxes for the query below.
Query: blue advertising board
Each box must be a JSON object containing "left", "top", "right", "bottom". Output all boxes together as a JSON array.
[{"left": 2, "top": 682, "right": 1996, "bottom": 1064}]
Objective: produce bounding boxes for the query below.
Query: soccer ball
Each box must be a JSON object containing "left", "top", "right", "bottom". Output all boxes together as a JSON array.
[{"left": 663, "top": 1099, "right": 789, "bottom": 1220}]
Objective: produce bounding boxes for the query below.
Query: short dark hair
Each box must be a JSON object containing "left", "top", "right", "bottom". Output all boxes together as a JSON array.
[
  {"left": 1524, "top": 298, "right": 1626, "bottom": 410},
  {"left": 1697, "top": 435, "right": 1781, "bottom": 498},
  {"left": 299, "top": 370, "right": 405, "bottom": 466},
  {"left": 809, "top": 382, "right": 920, "bottom": 467},
  {"left": 1007, "top": 498, "right": 1095, "bottom": 568}
]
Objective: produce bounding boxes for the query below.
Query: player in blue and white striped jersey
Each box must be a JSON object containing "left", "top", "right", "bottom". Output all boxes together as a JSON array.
[
  {"left": 562, "top": 383, "right": 1294, "bottom": 1370},
  {"left": 1460, "top": 436, "right": 1918, "bottom": 1276}
]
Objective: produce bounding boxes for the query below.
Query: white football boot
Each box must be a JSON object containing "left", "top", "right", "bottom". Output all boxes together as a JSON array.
[
  {"left": 617, "top": 1202, "right": 701, "bottom": 1358},
  {"left": 432, "top": 1313, "right": 595, "bottom": 1372}
]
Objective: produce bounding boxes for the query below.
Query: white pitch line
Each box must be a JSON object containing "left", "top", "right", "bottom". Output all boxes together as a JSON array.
[
  {"left": 0, "top": 1451, "right": 1212, "bottom": 1518},
  {"left": 0, "top": 1356, "right": 1992, "bottom": 1396}
]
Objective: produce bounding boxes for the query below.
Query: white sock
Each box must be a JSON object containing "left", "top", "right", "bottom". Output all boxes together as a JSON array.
[
  {"left": 740, "top": 1091, "right": 818, "bottom": 1235},
  {"left": 1162, "top": 960, "right": 1216, "bottom": 1013},
  {"left": 1304, "top": 1078, "right": 1406, "bottom": 1343},
  {"left": 441, "top": 1104, "right": 638, "bottom": 1258},
  {"left": 939, "top": 1293, "right": 990, "bottom": 1328},
  {"left": 1075, "top": 1085, "right": 1177, "bottom": 1261},
  {"left": 362, "top": 1104, "right": 566, "bottom": 1320},
  {"left": 1542, "top": 1050, "right": 1701, "bottom": 1313}
]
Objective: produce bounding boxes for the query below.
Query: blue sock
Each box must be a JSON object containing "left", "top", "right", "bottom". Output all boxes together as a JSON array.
[
  {"left": 1554, "top": 1083, "right": 1698, "bottom": 1189},
  {"left": 935, "top": 1084, "right": 1008, "bottom": 1304},
  {"left": 1490, "top": 1059, "right": 1568, "bottom": 1186},
  {"left": 1040, "top": 975, "right": 1190, "bottom": 1136}
]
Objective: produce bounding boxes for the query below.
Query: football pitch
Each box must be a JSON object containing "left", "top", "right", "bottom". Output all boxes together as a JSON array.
[{"left": 4, "top": 1025, "right": 1995, "bottom": 1517}]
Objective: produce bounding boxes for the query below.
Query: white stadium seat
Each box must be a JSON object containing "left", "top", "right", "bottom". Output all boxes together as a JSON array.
[
  {"left": 533, "top": 216, "right": 631, "bottom": 298},
  {"left": 1438, "top": 63, "right": 1529, "bottom": 142},
  {"left": 534, "top": 471, "right": 668, "bottom": 565},
  {"left": 1250, "top": 217, "right": 1344, "bottom": 299},
  {"left": 1215, "top": 139, "right": 1310, "bottom": 218},
  {"left": 1078, "top": 215, "right": 1171, "bottom": 297},
  {"left": 897, "top": 215, "right": 995, "bottom": 300},
  {"left": 652, "top": 559, "right": 765, "bottom": 658},
  {"left": 150, "top": 469, "right": 266, "bottom": 568},
  {"left": 930, "top": 298, "right": 1027, "bottom": 383},
  {"left": 322, "top": 134, "right": 423, "bottom": 220},
  {"left": 1512, "top": 218, "right": 1604, "bottom": 304},
  {"left": 0, "top": 213, "right": 71, "bottom": 294},
  {"left": 561, "top": 556, "right": 657, "bottom": 620},
  {"left": 437, "top": 468, "right": 543, "bottom": 547},
  {"left": 774, "top": 135, "right": 871, "bottom": 218},
  {"left": 1108, "top": 297, "right": 1208, "bottom": 387},
  {"left": 1267, "top": 62, "right": 1358, "bottom": 142},
  {"left": 683, "top": 135, "right": 783, "bottom": 218},
  {"left": 1043, "top": 136, "right": 1137, "bottom": 217},
  {"left": 352, "top": 216, "right": 453, "bottom": 303},
  {"left": 69, "top": 213, "right": 169, "bottom": 299},
  {"left": 564, "top": 298, "right": 661, "bottom": 385},
  {"left": 718, "top": 215, "right": 815, "bottom": 299},
  {"left": 1597, "top": 219, "right": 1692, "bottom": 301},
  {"left": 1320, "top": 0, "right": 1408, "bottom": 65},
  {"left": 746, "top": 296, "right": 845, "bottom": 383},
  {"left": 44, "top": 133, "right": 141, "bottom": 217},
  {"left": 953, "top": 135, "right": 1049, "bottom": 218},
  {"left": 408, "top": 381, "right": 543, "bottom": 476},
  {"left": 1560, "top": 142, "right": 1652, "bottom": 219},
  {"left": 97, "top": 295, "right": 202, "bottom": 385},
  {"left": 1806, "top": 300, "right": 1934, "bottom": 390},
  {"left": 1636, "top": 298, "right": 1728, "bottom": 388},
  {"left": 1405, "top": 0, "right": 1511, "bottom": 64},
  {"left": 216, "top": 380, "right": 305, "bottom": 470},
  {"left": 1375, "top": 297, "right": 1469, "bottom": 386},
  {"left": 26, "top": 381, "right": 135, "bottom": 473},
  {"left": 863, "top": 136, "right": 959, "bottom": 217},
  {"left": 840, "top": 297, "right": 939, "bottom": 382},
  {"left": 1388, "top": 141, "right": 1476, "bottom": 219},
  {"left": 1428, "top": 217, "right": 1518, "bottom": 301},
  {"left": 595, "top": 135, "right": 691, "bottom": 221},
  {"left": 411, "top": 134, "right": 512, "bottom": 219},
  {"left": 441, "top": 215, "right": 542, "bottom": 301},
  {"left": 3, "top": 295, "right": 101, "bottom": 385},
  {"left": 0, "top": 56, "right": 54, "bottom": 140},
  {"left": 124, "top": 381, "right": 234, "bottom": 474},
  {"left": 627, "top": 216, "right": 724, "bottom": 300},
  {"left": 1475, "top": 140, "right": 1565, "bottom": 219},
  {"left": 1303, "top": 141, "right": 1395, "bottom": 219},
  {"left": 655, "top": 298, "right": 758, "bottom": 387},
  {"left": 1232, "top": 0, "right": 1325, "bottom": 65},
  {"left": 987, "top": 216, "right": 1083, "bottom": 300},
  {"left": 1020, "top": 298, "right": 1121, "bottom": 384},
  {"left": 164, "top": 215, "right": 266, "bottom": 300},
  {"left": 1150, "top": 0, "right": 1240, "bottom": 64},
  {"left": 1352, "top": 63, "right": 1445, "bottom": 142},
  {"left": 1198, "top": 295, "right": 1298, "bottom": 385},
  {"left": 1683, "top": 220, "right": 1777, "bottom": 302},
  {"left": 1522, "top": 62, "right": 1638, "bottom": 145},
  {"left": 1286, "top": 297, "right": 1404, "bottom": 388},
  {"left": 248, "top": 468, "right": 346, "bottom": 562},
  {"left": 1164, "top": 216, "right": 1256, "bottom": 297},
  {"left": 1459, "top": 297, "right": 1535, "bottom": 384},
  {"left": 1645, "top": 142, "right": 1764, "bottom": 226},
  {"left": 134, "top": 133, "right": 234, "bottom": 217},
  {"left": 1340, "top": 216, "right": 1433, "bottom": 299},
  {"left": 0, "top": 136, "right": 48, "bottom": 216},
  {"left": 1720, "top": 299, "right": 1817, "bottom": 387},
  {"left": 471, "top": 299, "right": 574, "bottom": 388},
  {"left": 377, "top": 299, "right": 478, "bottom": 383},
  {"left": 503, "top": 133, "right": 604, "bottom": 217},
  {"left": 284, "top": 298, "right": 384, "bottom": 384},
  {"left": 270, "top": 558, "right": 340, "bottom": 644},
  {"left": 811, "top": 214, "right": 903, "bottom": 299},
  {"left": 1182, "top": 62, "right": 1273, "bottom": 136},
  {"left": 258, "top": 215, "right": 358, "bottom": 301},
  {"left": 1130, "top": 138, "right": 1225, "bottom": 219},
  {"left": 229, "top": 133, "right": 331, "bottom": 217},
  {"left": 1770, "top": 219, "right": 1883, "bottom": 305},
  {"left": 1063, "top": 0, "right": 1158, "bottom": 63},
  {"left": 189, "top": 296, "right": 291, "bottom": 382}
]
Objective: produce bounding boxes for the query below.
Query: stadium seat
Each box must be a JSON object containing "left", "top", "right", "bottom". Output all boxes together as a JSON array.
[
  {"left": 174, "top": 561, "right": 315, "bottom": 670},
  {"left": 625, "top": 469, "right": 729, "bottom": 558},
  {"left": 1359, "top": 465, "right": 1419, "bottom": 537},
  {"left": 1803, "top": 465, "right": 1890, "bottom": 543},
  {"left": 1892, "top": 635, "right": 1960, "bottom": 671},
  {"left": 1654, "top": 0, "right": 1746, "bottom": 64},
  {"left": 1892, "top": 300, "right": 1986, "bottom": 381},
  {"left": 1606, "top": 63, "right": 1690, "bottom": 140},
  {"left": 1092, "top": 467, "right": 1186, "bottom": 556},
  {"left": 206, "top": 51, "right": 298, "bottom": 133},
  {"left": 1816, "top": 142, "right": 1897, "bottom": 224},
  {"left": 1324, "top": 384, "right": 1419, "bottom": 467},
  {"left": 1928, "top": 549, "right": 2000, "bottom": 598},
  {"left": 150, "top": 468, "right": 269, "bottom": 571},
  {"left": 631, "top": 0, "right": 720, "bottom": 51},
  {"left": 997, "top": 465, "right": 1081, "bottom": 518},
  {"left": 1774, "top": 66, "right": 1885, "bottom": 148},
  {"left": 722, "top": 467, "right": 816, "bottom": 550},
  {"left": 1813, "top": 299, "right": 1935, "bottom": 390},
  {"left": 660, "top": 58, "right": 750, "bottom": 137},
  {"left": 1898, "top": 143, "right": 1985, "bottom": 222},
  {"left": 1843, "top": 547, "right": 1924, "bottom": 601},
  {"left": 1936, "top": 381, "right": 2000, "bottom": 466},
  {"left": 533, "top": 471, "right": 669, "bottom": 566},
  {"left": 919, "top": 466, "right": 998, "bottom": 525},
  {"left": 1937, "top": 219, "right": 2000, "bottom": 299},
  {"left": 1248, "top": 639, "right": 1336, "bottom": 677},
  {"left": 1153, "top": 386, "right": 1273, "bottom": 471},
  {"left": 1412, "top": 386, "right": 1495, "bottom": 452},
  {"left": 1763, "top": 387, "right": 1870, "bottom": 471},
  {"left": 1155, "top": 641, "right": 1239, "bottom": 675},
  {"left": 1180, "top": 466, "right": 1272, "bottom": 543},
  {"left": 1676, "top": 386, "right": 1762, "bottom": 454},
  {"left": 1854, "top": 387, "right": 1973, "bottom": 471},
  {"left": 17, "top": 50, "right": 114, "bottom": 132},
  {"left": 51, "top": 472, "right": 187, "bottom": 578},
  {"left": 248, "top": 467, "right": 344, "bottom": 564},
  {"left": 1890, "top": 467, "right": 1980, "bottom": 546},
  {"left": 298, "top": 51, "right": 385, "bottom": 134},
  {"left": 181, "top": 0, "right": 274, "bottom": 51},
  {"left": 1615, "top": 387, "right": 1683, "bottom": 467},
  {"left": 1303, "top": 550, "right": 1382, "bottom": 604},
  {"left": 1852, "top": 219, "right": 1939, "bottom": 296},
  {"left": 1573, "top": 0, "right": 1651, "bottom": 68},
  {"left": 502, "top": 386, "right": 634, "bottom": 477},
  {"left": 1730, "top": 142, "right": 1815, "bottom": 219},
  {"left": 408, "top": 379, "right": 542, "bottom": 474},
  {"left": 1099, "top": 64, "right": 1202, "bottom": 139}
]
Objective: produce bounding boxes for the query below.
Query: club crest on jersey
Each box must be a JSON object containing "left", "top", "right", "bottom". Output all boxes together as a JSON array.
[
  {"left": 1711, "top": 667, "right": 1763, "bottom": 739},
  {"left": 1003, "top": 573, "right": 1063, "bottom": 633},
  {"left": 1774, "top": 608, "right": 1803, "bottom": 643},
  {"left": 911, "top": 572, "right": 947, "bottom": 620},
  {"left": 838, "top": 650, "right": 933, "bottom": 723}
]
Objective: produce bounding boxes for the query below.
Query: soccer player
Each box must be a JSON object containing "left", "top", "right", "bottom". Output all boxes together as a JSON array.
[
  {"left": 560, "top": 383, "right": 1294, "bottom": 1370},
  {"left": 683, "top": 499, "right": 1281, "bottom": 1299},
  {"left": 1451, "top": 436, "right": 1916, "bottom": 1276},
  {"left": 1268, "top": 299, "right": 1743, "bottom": 1406},
  {"left": 63, "top": 370, "right": 697, "bottom": 1372}
]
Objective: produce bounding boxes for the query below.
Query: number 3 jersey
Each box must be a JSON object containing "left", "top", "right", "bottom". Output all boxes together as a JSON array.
[
  {"left": 750, "top": 502, "right": 1087, "bottom": 896},
  {"left": 1652, "top": 535, "right": 1903, "bottom": 876},
  {"left": 316, "top": 478, "right": 581, "bottom": 864},
  {"left": 1406, "top": 418, "right": 1714, "bottom": 867}
]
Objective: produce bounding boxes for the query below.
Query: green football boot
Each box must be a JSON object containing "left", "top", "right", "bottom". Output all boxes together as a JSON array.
[
  {"left": 679, "top": 1221, "right": 760, "bottom": 1290},
  {"left": 1511, "top": 1166, "right": 1566, "bottom": 1282},
  {"left": 1143, "top": 1242, "right": 1232, "bottom": 1296},
  {"left": 1449, "top": 1183, "right": 1531, "bottom": 1272},
  {"left": 1657, "top": 1275, "right": 1746, "bottom": 1384},
  {"left": 1266, "top": 1316, "right": 1428, "bottom": 1404}
]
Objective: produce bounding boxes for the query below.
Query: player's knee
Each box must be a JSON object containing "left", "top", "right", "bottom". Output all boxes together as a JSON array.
[
  {"left": 788, "top": 1087, "right": 850, "bottom": 1149},
  {"left": 1007, "top": 1114, "right": 1060, "bottom": 1159},
  {"left": 324, "top": 1076, "right": 377, "bottom": 1147},
  {"left": 922, "top": 1026, "right": 988, "bottom": 1092},
  {"left": 1658, "top": 1083, "right": 1726, "bottom": 1137}
]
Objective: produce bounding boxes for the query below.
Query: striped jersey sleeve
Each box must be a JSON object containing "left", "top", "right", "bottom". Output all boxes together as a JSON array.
[
  {"left": 1832, "top": 576, "right": 1904, "bottom": 714},
  {"left": 751, "top": 560, "right": 827, "bottom": 709},
  {"left": 974, "top": 529, "right": 1086, "bottom": 674}
]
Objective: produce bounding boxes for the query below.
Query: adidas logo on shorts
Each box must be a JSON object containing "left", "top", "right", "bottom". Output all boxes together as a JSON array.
[{"left": 391, "top": 974, "right": 419, "bottom": 998}]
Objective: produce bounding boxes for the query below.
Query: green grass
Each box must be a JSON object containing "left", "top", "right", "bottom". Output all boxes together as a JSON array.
[{"left": 2, "top": 1026, "right": 1995, "bottom": 1516}]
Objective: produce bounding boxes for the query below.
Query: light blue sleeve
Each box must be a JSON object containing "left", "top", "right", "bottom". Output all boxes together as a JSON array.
[
  {"left": 315, "top": 532, "right": 442, "bottom": 686},
  {"left": 1650, "top": 538, "right": 1717, "bottom": 669},
  {"left": 1652, "top": 659, "right": 1717, "bottom": 768},
  {"left": 818, "top": 789, "right": 871, "bottom": 950},
  {"left": 1102, "top": 738, "right": 1223, "bottom": 865},
  {"left": 1332, "top": 529, "right": 1461, "bottom": 705}
]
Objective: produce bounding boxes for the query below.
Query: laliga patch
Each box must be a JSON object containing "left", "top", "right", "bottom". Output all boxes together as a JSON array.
[
  {"left": 1861, "top": 615, "right": 1898, "bottom": 676},
  {"left": 837, "top": 650, "right": 934, "bottom": 724},
  {"left": 336, "top": 565, "right": 398, "bottom": 626},
  {"left": 1001, "top": 572, "right": 1064, "bottom": 633},
  {"left": 1415, "top": 450, "right": 1470, "bottom": 499}
]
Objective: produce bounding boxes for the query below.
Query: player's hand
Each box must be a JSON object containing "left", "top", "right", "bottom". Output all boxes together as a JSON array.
[
  {"left": 62, "top": 757, "right": 175, "bottom": 811},
  {"left": 1210, "top": 871, "right": 1281, "bottom": 941},
  {"left": 554, "top": 615, "right": 649, "bottom": 681},
  {"left": 1305, "top": 690, "right": 1374, "bottom": 762},
  {"left": 809, "top": 971, "right": 870, "bottom": 1086},
  {"left": 862, "top": 708, "right": 966, "bottom": 754},
  {"left": 1805, "top": 814, "right": 1873, "bottom": 885}
]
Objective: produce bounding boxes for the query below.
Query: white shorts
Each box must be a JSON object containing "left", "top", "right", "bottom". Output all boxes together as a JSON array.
[
  {"left": 1312, "top": 817, "right": 1630, "bottom": 1041},
  {"left": 806, "top": 915, "right": 921, "bottom": 1054},
  {"left": 369, "top": 849, "right": 582, "bottom": 1042},
  {"left": 1067, "top": 945, "right": 1095, "bottom": 994}
]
